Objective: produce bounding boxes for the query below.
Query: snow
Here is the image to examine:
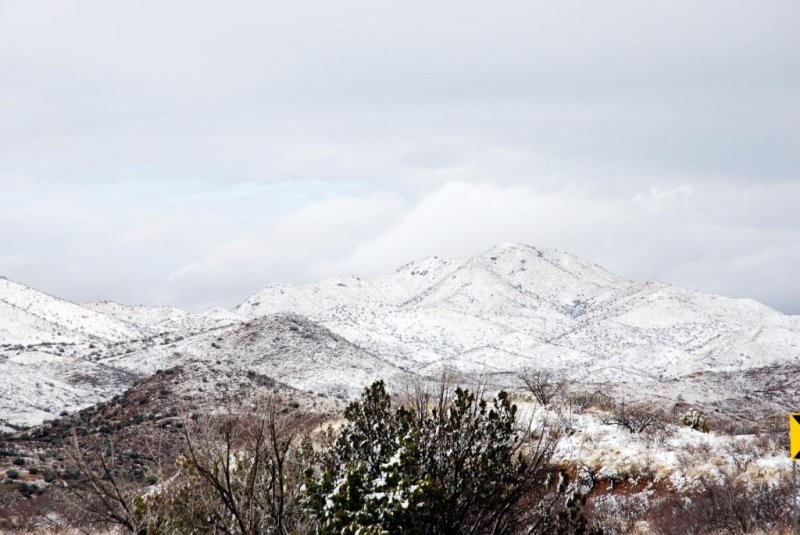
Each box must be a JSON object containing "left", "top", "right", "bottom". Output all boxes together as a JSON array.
[
  {"left": 236, "top": 243, "right": 800, "bottom": 382},
  {"left": 521, "top": 401, "right": 791, "bottom": 490},
  {"left": 1, "top": 242, "right": 799, "bottom": 432},
  {"left": 0, "top": 278, "right": 144, "bottom": 345}
]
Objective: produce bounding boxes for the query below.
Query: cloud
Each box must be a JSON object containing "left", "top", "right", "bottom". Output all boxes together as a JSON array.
[
  {"left": 120, "top": 216, "right": 197, "bottom": 245},
  {"left": 320, "top": 181, "right": 800, "bottom": 313},
  {"left": 163, "top": 192, "right": 407, "bottom": 307},
  {"left": 0, "top": 252, "right": 34, "bottom": 276},
  {"left": 0, "top": 0, "right": 797, "bottom": 313}
]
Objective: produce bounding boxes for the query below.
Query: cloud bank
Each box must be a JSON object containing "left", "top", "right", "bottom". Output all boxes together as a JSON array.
[{"left": 0, "top": 1, "right": 797, "bottom": 313}]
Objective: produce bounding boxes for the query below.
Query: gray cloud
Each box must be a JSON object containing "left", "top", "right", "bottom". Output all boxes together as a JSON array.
[{"left": 0, "top": 0, "right": 797, "bottom": 313}]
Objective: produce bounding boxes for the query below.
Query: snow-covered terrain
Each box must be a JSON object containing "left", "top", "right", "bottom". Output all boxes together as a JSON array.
[
  {"left": 86, "top": 301, "right": 242, "bottom": 336},
  {"left": 237, "top": 243, "right": 800, "bottom": 381},
  {"left": 0, "top": 277, "right": 144, "bottom": 345},
  {"left": 103, "top": 313, "right": 411, "bottom": 401},
  {"left": 1, "top": 242, "right": 799, "bottom": 431}
]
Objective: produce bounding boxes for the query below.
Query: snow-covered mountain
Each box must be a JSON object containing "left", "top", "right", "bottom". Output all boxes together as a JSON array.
[
  {"left": 237, "top": 243, "right": 800, "bottom": 381},
  {"left": 2, "top": 242, "right": 799, "bottom": 431},
  {"left": 0, "top": 277, "right": 144, "bottom": 346},
  {"left": 85, "top": 301, "right": 242, "bottom": 336},
  {"left": 103, "top": 313, "right": 410, "bottom": 401}
]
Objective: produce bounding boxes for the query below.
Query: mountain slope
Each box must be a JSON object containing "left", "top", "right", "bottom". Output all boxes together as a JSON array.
[
  {"left": 0, "top": 278, "right": 144, "bottom": 345},
  {"left": 103, "top": 313, "right": 411, "bottom": 400},
  {"left": 85, "top": 301, "right": 243, "bottom": 336},
  {"left": 3, "top": 242, "right": 798, "bottom": 431},
  {"left": 237, "top": 243, "right": 800, "bottom": 381}
]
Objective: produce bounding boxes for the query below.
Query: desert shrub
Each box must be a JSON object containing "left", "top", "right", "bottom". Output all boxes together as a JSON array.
[
  {"left": 641, "top": 421, "right": 673, "bottom": 449},
  {"left": 519, "top": 368, "right": 569, "bottom": 406},
  {"left": 302, "top": 380, "right": 581, "bottom": 534},
  {"left": 585, "top": 491, "right": 650, "bottom": 535},
  {"left": 763, "top": 414, "right": 789, "bottom": 453},
  {"left": 17, "top": 482, "right": 43, "bottom": 498},
  {"left": 5, "top": 469, "right": 18, "bottom": 480},
  {"left": 566, "top": 390, "right": 616, "bottom": 413},
  {"left": 680, "top": 410, "right": 709, "bottom": 432},
  {"left": 649, "top": 471, "right": 791, "bottom": 535},
  {"left": 602, "top": 402, "right": 667, "bottom": 434}
]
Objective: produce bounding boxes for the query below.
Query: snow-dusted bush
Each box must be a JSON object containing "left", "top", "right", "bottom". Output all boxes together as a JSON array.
[
  {"left": 566, "top": 390, "right": 615, "bottom": 413},
  {"left": 680, "top": 410, "right": 709, "bottom": 432},
  {"left": 648, "top": 471, "right": 792, "bottom": 535},
  {"left": 602, "top": 402, "right": 667, "bottom": 434},
  {"left": 302, "top": 380, "right": 593, "bottom": 534},
  {"left": 519, "top": 368, "right": 569, "bottom": 406}
]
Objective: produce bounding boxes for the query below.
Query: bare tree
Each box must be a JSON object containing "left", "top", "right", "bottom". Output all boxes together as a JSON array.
[
  {"left": 649, "top": 470, "right": 792, "bottom": 535},
  {"left": 519, "top": 368, "right": 569, "bottom": 406},
  {"left": 64, "top": 427, "right": 172, "bottom": 534},
  {"left": 602, "top": 401, "right": 666, "bottom": 434},
  {"left": 170, "top": 397, "right": 313, "bottom": 534},
  {"left": 64, "top": 397, "right": 315, "bottom": 534}
]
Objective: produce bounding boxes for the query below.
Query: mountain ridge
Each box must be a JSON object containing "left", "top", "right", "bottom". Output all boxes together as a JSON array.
[
  {"left": 1, "top": 242, "right": 798, "bottom": 431},
  {"left": 237, "top": 243, "right": 798, "bottom": 381}
]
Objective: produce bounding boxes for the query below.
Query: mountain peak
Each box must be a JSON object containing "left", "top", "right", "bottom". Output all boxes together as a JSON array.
[{"left": 483, "top": 241, "right": 539, "bottom": 254}]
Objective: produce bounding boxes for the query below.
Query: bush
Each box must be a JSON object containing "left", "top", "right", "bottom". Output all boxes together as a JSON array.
[
  {"left": 649, "top": 471, "right": 791, "bottom": 534},
  {"left": 519, "top": 368, "right": 569, "bottom": 406},
  {"left": 6, "top": 469, "right": 19, "bottom": 479},
  {"left": 681, "top": 410, "right": 709, "bottom": 432},
  {"left": 65, "top": 380, "right": 597, "bottom": 535},
  {"left": 303, "top": 380, "right": 577, "bottom": 534},
  {"left": 566, "top": 390, "right": 615, "bottom": 413},
  {"left": 602, "top": 402, "right": 666, "bottom": 434}
]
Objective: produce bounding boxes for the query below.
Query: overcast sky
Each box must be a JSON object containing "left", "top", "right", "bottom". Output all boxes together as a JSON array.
[{"left": 1, "top": 1, "right": 798, "bottom": 313}]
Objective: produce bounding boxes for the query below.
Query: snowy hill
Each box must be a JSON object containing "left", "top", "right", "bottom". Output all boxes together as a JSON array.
[
  {"left": 237, "top": 243, "right": 800, "bottom": 381},
  {"left": 2, "top": 242, "right": 798, "bottom": 431},
  {"left": 0, "top": 278, "right": 144, "bottom": 346},
  {"left": 85, "top": 301, "right": 243, "bottom": 336},
  {"left": 104, "top": 313, "right": 411, "bottom": 401}
]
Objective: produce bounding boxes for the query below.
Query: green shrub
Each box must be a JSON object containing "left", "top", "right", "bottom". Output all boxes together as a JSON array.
[
  {"left": 302, "top": 380, "right": 576, "bottom": 534},
  {"left": 681, "top": 410, "right": 709, "bottom": 432}
]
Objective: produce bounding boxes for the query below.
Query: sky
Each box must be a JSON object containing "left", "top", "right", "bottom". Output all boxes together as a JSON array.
[{"left": 0, "top": 0, "right": 798, "bottom": 313}]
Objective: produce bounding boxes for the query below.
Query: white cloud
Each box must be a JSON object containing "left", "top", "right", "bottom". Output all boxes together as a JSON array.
[
  {"left": 0, "top": 0, "right": 797, "bottom": 313},
  {"left": 120, "top": 216, "right": 197, "bottom": 245},
  {"left": 319, "top": 181, "right": 800, "bottom": 313},
  {"left": 163, "top": 192, "right": 407, "bottom": 307}
]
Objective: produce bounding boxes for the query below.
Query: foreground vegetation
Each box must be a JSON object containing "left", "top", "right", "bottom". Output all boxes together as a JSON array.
[
  {"left": 0, "top": 370, "right": 795, "bottom": 534},
  {"left": 62, "top": 378, "right": 597, "bottom": 534}
]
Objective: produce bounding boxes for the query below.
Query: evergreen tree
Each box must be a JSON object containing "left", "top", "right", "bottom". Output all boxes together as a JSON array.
[{"left": 303, "top": 381, "right": 561, "bottom": 534}]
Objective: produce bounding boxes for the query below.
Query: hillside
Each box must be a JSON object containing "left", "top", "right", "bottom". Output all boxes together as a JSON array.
[
  {"left": 0, "top": 278, "right": 144, "bottom": 346},
  {"left": 103, "top": 313, "right": 411, "bottom": 401},
  {"left": 85, "top": 301, "right": 243, "bottom": 336},
  {"left": 2, "top": 243, "right": 799, "bottom": 431},
  {"left": 237, "top": 243, "right": 800, "bottom": 381}
]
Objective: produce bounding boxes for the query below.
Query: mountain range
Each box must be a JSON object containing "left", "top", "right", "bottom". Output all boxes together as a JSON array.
[{"left": 1, "top": 243, "right": 798, "bottom": 431}]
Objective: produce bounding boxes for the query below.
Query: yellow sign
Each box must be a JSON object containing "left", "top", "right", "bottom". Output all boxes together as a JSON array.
[{"left": 790, "top": 414, "right": 800, "bottom": 461}]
